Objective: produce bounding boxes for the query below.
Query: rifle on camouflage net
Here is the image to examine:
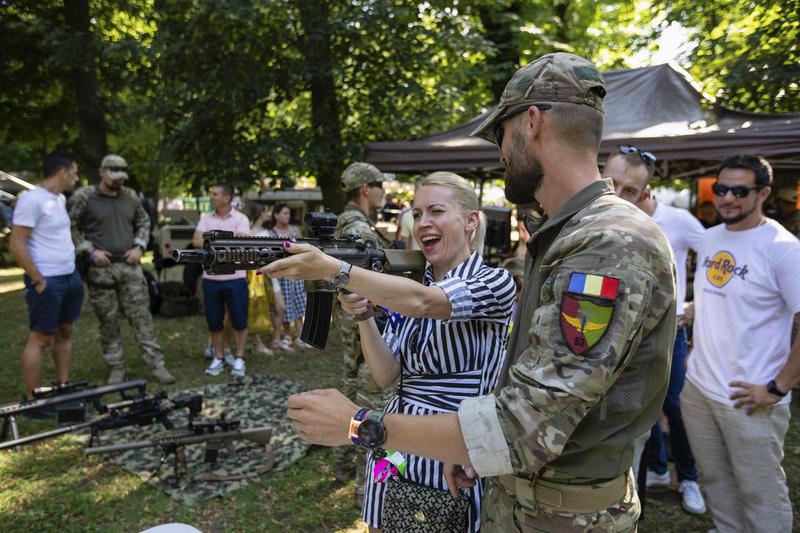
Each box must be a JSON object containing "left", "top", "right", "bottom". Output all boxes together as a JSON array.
[
  {"left": 0, "top": 379, "right": 148, "bottom": 450},
  {"left": 85, "top": 416, "right": 272, "bottom": 486},
  {"left": 0, "top": 390, "right": 203, "bottom": 451},
  {"left": 172, "top": 210, "right": 426, "bottom": 349}
]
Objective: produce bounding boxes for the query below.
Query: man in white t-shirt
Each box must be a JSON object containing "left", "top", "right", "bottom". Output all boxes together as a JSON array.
[
  {"left": 684, "top": 154, "right": 800, "bottom": 533},
  {"left": 9, "top": 153, "right": 84, "bottom": 410},
  {"left": 607, "top": 145, "right": 707, "bottom": 515}
]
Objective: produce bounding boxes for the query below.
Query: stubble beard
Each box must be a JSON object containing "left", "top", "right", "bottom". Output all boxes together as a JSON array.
[
  {"left": 718, "top": 203, "right": 757, "bottom": 225},
  {"left": 503, "top": 132, "right": 543, "bottom": 206}
]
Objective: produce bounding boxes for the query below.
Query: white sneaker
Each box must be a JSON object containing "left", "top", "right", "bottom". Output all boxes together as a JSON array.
[
  {"left": 231, "top": 357, "right": 246, "bottom": 378},
  {"left": 679, "top": 480, "right": 707, "bottom": 515},
  {"left": 294, "top": 338, "right": 313, "bottom": 350},
  {"left": 205, "top": 357, "right": 226, "bottom": 376},
  {"left": 645, "top": 469, "right": 671, "bottom": 488},
  {"left": 203, "top": 342, "right": 214, "bottom": 359},
  {"left": 224, "top": 350, "right": 236, "bottom": 367}
]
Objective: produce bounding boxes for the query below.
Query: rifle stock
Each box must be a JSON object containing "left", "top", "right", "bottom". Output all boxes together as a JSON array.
[{"left": 172, "top": 211, "right": 426, "bottom": 349}]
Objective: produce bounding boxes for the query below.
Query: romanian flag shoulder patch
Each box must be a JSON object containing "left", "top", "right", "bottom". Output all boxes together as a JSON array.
[
  {"left": 560, "top": 272, "right": 619, "bottom": 354},
  {"left": 566, "top": 272, "right": 620, "bottom": 300}
]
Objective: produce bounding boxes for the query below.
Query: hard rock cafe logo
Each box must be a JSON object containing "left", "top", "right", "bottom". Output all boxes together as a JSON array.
[{"left": 703, "top": 251, "right": 749, "bottom": 288}]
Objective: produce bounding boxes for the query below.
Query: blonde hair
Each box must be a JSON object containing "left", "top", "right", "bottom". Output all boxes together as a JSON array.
[{"left": 416, "top": 171, "right": 486, "bottom": 253}]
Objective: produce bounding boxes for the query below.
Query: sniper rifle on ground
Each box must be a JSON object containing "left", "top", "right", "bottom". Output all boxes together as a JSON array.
[
  {"left": 172, "top": 210, "right": 426, "bottom": 349},
  {"left": 85, "top": 416, "right": 272, "bottom": 485}
]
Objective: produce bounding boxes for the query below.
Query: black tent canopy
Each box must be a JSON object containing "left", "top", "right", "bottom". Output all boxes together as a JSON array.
[{"left": 365, "top": 64, "right": 800, "bottom": 179}]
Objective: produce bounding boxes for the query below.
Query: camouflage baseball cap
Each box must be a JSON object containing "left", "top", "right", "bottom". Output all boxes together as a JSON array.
[
  {"left": 100, "top": 153, "right": 128, "bottom": 180},
  {"left": 341, "top": 162, "right": 384, "bottom": 192},
  {"left": 471, "top": 52, "right": 606, "bottom": 143}
]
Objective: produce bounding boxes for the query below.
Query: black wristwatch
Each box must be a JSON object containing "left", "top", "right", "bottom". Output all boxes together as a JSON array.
[
  {"left": 356, "top": 410, "right": 387, "bottom": 449},
  {"left": 766, "top": 379, "right": 787, "bottom": 398},
  {"left": 331, "top": 260, "right": 352, "bottom": 289}
]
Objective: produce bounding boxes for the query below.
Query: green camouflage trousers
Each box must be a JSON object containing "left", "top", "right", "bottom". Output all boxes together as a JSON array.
[
  {"left": 332, "top": 305, "right": 395, "bottom": 497},
  {"left": 87, "top": 263, "right": 165, "bottom": 370},
  {"left": 481, "top": 471, "right": 640, "bottom": 532}
]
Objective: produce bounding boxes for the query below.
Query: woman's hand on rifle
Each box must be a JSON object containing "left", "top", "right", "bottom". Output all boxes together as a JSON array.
[{"left": 260, "top": 242, "right": 340, "bottom": 281}]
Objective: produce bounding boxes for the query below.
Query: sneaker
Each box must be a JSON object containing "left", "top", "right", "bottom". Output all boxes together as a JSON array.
[
  {"left": 224, "top": 350, "right": 237, "bottom": 367},
  {"left": 645, "top": 469, "right": 671, "bottom": 488},
  {"left": 231, "top": 357, "right": 246, "bottom": 378},
  {"left": 679, "top": 480, "right": 707, "bottom": 515},
  {"left": 294, "top": 338, "right": 313, "bottom": 350},
  {"left": 205, "top": 357, "right": 226, "bottom": 376},
  {"left": 151, "top": 366, "right": 176, "bottom": 385},
  {"left": 203, "top": 342, "right": 214, "bottom": 359},
  {"left": 107, "top": 366, "right": 126, "bottom": 385}
]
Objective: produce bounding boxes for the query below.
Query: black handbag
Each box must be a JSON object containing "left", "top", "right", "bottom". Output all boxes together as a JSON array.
[
  {"left": 383, "top": 475, "right": 469, "bottom": 533},
  {"left": 381, "top": 350, "right": 470, "bottom": 533}
]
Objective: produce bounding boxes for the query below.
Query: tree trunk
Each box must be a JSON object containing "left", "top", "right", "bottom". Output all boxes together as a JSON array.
[
  {"left": 63, "top": 0, "right": 108, "bottom": 183},
  {"left": 479, "top": 2, "right": 523, "bottom": 103},
  {"left": 297, "top": 0, "right": 345, "bottom": 213}
]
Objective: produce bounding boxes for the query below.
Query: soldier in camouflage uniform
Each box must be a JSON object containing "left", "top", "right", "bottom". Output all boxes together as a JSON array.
[
  {"left": 332, "top": 162, "right": 396, "bottom": 499},
  {"left": 70, "top": 154, "right": 175, "bottom": 385},
  {"left": 285, "top": 53, "right": 677, "bottom": 532}
]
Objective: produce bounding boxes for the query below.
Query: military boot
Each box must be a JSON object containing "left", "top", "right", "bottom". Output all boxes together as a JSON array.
[
  {"left": 151, "top": 365, "right": 176, "bottom": 384},
  {"left": 107, "top": 366, "right": 126, "bottom": 385}
]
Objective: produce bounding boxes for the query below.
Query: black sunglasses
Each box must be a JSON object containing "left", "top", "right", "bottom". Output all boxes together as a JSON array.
[
  {"left": 493, "top": 104, "right": 552, "bottom": 147},
  {"left": 619, "top": 144, "right": 656, "bottom": 165},
  {"left": 105, "top": 166, "right": 127, "bottom": 173},
  {"left": 711, "top": 183, "right": 765, "bottom": 199},
  {"left": 367, "top": 181, "right": 383, "bottom": 189}
]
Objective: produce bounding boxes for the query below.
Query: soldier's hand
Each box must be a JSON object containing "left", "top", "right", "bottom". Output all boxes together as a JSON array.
[
  {"left": 260, "top": 242, "right": 339, "bottom": 281},
  {"left": 444, "top": 463, "right": 477, "bottom": 498},
  {"left": 287, "top": 388, "right": 359, "bottom": 446},
  {"left": 124, "top": 246, "right": 142, "bottom": 265},
  {"left": 92, "top": 249, "right": 112, "bottom": 267},
  {"left": 338, "top": 291, "right": 370, "bottom": 316},
  {"left": 729, "top": 380, "right": 780, "bottom": 415}
]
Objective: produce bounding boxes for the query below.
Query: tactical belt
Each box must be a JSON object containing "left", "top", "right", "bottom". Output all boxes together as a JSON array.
[{"left": 497, "top": 471, "right": 629, "bottom": 514}]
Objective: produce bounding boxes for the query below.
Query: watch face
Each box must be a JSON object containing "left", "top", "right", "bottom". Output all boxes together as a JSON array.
[{"left": 357, "top": 419, "right": 384, "bottom": 447}]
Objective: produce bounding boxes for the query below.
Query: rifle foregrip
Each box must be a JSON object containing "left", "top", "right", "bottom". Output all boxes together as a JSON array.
[{"left": 301, "top": 292, "right": 333, "bottom": 349}]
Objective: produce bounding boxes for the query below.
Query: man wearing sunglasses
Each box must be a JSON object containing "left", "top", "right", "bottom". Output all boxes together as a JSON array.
[
  {"left": 69, "top": 154, "right": 175, "bottom": 386},
  {"left": 605, "top": 145, "right": 707, "bottom": 515},
  {"left": 683, "top": 154, "right": 799, "bottom": 532}
]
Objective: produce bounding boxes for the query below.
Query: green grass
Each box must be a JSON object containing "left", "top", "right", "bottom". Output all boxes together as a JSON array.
[{"left": 0, "top": 264, "right": 797, "bottom": 532}]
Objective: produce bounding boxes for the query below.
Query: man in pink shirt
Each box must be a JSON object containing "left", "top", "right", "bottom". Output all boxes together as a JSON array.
[{"left": 192, "top": 183, "right": 250, "bottom": 377}]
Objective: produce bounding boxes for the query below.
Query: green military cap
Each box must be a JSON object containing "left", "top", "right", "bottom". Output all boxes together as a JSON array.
[
  {"left": 471, "top": 52, "right": 606, "bottom": 143},
  {"left": 341, "top": 162, "right": 384, "bottom": 192}
]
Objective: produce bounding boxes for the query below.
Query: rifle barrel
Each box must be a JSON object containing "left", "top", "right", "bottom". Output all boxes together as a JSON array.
[
  {"left": 84, "top": 427, "right": 272, "bottom": 455},
  {"left": 0, "top": 379, "right": 147, "bottom": 417}
]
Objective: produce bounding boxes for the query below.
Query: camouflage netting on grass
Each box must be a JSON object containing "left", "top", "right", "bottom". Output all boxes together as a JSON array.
[{"left": 94, "top": 374, "right": 309, "bottom": 506}]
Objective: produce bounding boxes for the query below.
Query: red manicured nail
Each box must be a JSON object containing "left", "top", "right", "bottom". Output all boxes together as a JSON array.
[
  {"left": 283, "top": 241, "right": 291, "bottom": 248},
  {"left": 256, "top": 271, "right": 263, "bottom": 276}
]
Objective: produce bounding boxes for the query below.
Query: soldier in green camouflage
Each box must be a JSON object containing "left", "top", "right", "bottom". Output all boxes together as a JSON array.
[
  {"left": 285, "top": 53, "right": 677, "bottom": 532},
  {"left": 332, "top": 162, "right": 396, "bottom": 499},
  {"left": 70, "top": 154, "right": 175, "bottom": 386}
]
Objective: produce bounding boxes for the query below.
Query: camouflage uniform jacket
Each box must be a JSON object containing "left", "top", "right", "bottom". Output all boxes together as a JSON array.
[
  {"left": 69, "top": 185, "right": 150, "bottom": 255},
  {"left": 334, "top": 203, "right": 392, "bottom": 248},
  {"left": 458, "top": 179, "right": 677, "bottom": 482}
]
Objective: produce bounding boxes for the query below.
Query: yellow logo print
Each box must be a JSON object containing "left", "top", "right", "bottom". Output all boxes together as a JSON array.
[{"left": 703, "top": 251, "right": 748, "bottom": 288}]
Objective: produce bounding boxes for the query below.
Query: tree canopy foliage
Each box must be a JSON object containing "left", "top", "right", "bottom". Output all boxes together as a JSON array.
[{"left": 2, "top": 0, "right": 795, "bottom": 207}]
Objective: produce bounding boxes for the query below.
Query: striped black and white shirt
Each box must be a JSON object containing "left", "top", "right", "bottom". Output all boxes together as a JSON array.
[{"left": 361, "top": 251, "right": 515, "bottom": 532}]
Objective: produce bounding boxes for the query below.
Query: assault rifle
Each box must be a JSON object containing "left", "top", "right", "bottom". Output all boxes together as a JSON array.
[
  {"left": 0, "top": 379, "right": 148, "bottom": 450},
  {"left": 0, "top": 389, "right": 203, "bottom": 451},
  {"left": 172, "top": 210, "right": 426, "bottom": 349},
  {"left": 85, "top": 416, "right": 272, "bottom": 486}
]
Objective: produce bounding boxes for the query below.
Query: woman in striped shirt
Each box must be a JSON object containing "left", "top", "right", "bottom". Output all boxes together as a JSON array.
[{"left": 265, "top": 172, "right": 515, "bottom": 532}]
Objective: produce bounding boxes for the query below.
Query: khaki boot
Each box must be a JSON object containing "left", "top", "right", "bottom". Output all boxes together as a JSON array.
[
  {"left": 107, "top": 366, "right": 126, "bottom": 385},
  {"left": 151, "top": 366, "right": 176, "bottom": 384}
]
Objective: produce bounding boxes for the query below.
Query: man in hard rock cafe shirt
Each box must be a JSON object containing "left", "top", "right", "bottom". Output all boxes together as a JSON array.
[{"left": 684, "top": 154, "right": 800, "bottom": 533}]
